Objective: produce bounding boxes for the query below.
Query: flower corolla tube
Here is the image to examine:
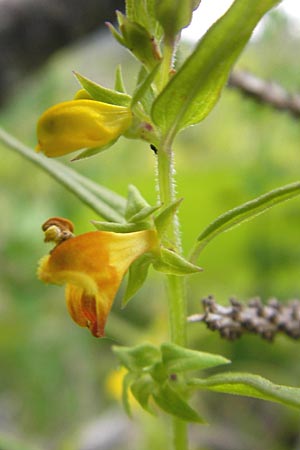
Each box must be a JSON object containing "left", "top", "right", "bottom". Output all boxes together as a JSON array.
[
  {"left": 38, "top": 218, "right": 157, "bottom": 337},
  {"left": 36, "top": 99, "right": 132, "bottom": 157}
]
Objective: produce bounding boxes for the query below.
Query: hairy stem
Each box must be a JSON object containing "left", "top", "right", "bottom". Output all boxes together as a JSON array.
[{"left": 157, "top": 139, "right": 188, "bottom": 450}]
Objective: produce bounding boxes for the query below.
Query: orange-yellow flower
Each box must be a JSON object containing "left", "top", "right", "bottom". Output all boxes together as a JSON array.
[
  {"left": 37, "top": 227, "right": 157, "bottom": 337},
  {"left": 36, "top": 99, "right": 132, "bottom": 157}
]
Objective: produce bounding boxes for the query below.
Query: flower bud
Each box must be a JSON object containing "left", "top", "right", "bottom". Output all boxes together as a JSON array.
[{"left": 36, "top": 99, "right": 132, "bottom": 157}]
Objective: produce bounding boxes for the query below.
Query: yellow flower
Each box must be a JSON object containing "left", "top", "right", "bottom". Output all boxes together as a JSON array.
[
  {"left": 36, "top": 99, "right": 132, "bottom": 157},
  {"left": 37, "top": 219, "right": 157, "bottom": 337}
]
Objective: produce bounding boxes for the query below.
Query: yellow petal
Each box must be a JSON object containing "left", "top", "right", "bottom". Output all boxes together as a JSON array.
[{"left": 36, "top": 99, "right": 132, "bottom": 157}]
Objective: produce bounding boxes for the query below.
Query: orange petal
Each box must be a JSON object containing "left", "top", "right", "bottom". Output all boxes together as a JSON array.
[{"left": 38, "top": 230, "right": 158, "bottom": 336}]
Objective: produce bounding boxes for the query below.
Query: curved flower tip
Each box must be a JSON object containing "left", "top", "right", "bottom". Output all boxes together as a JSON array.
[
  {"left": 37, "top": 224, "right": 158, "bottom": 337},
  {"left": 36, "top": 99, "right": 132, "bottom": 157},
  {"left": 42, "top": 217, "right": 74, "bottom": 244}
]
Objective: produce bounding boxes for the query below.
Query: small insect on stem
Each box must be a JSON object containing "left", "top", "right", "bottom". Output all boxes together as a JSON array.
[{"left": 150, "top": 144, "right": 158, "bottom": 154}]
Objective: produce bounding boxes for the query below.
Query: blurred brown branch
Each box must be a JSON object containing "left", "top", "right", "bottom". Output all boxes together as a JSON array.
[
  {"left": 0, "top": 0, "right": 124, "bottom": 106},
  {"left": 228, "top": 70, "right": 300, "bottom": 118},
  {"left": 188, "top": 295, "right": 300, "bottom": 341}
]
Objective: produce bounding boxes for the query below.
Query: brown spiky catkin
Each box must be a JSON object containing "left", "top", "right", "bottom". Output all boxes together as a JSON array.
[{"left": 188, "top": 296, "right": 300, "bottom": 341}]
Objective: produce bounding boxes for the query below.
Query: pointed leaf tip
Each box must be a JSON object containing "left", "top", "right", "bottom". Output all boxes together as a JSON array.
[
  {"left": 161, "top": 343, "right": 230, "bottom": 373},
  {"left": 189, "top": 371, "right": 300, "bottom": 410}
]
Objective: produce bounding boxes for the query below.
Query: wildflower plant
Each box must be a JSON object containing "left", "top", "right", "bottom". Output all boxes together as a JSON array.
[{"left": 2, "top": 0, "right": 300, "bottom": 449}]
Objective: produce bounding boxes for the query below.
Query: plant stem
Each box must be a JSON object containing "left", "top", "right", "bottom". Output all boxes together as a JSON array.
[
  {"left": 157, "top": 139, "right": 189, "bottom": 450},
  {"left": 156, "top": 37, "right": 175, "bottom": 92}
]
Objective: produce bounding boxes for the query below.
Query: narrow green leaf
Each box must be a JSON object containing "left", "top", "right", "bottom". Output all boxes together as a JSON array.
[
  {"left": 92, "top": 221, "right": 151, "bottom": 233},
  {"left": 131, "top": 376, "right": 156, "bottom": 414},
  {"left": 154, "top": 198, "right": 183, "bottom": 236},
  {"left": 118, "top": 14, "right": 161, "bottom": 69},
  {"left": 153, "top": 383, "right": 205, "bottom": 423},
  {"left": 131, "top": 63, "right": 160, "bottom": 110},
  {"left": 113, "top": 343, "right": 161, "bottom": 372},
  {"left": 0, "top": 128, "right": 125, "bottom": 222},
  {"left": 114, "top": 65, "right": 127, "bottom": 93},
  {"left": 195, "top": 181, "right": 300, "bottom": 256},
  {"left": 122, "top": 254, "right": 153, "bottom": 307},
  {"left": 161, "top": 343, "right": 230, "bottom": 373},
  {"left": 153, "top": 247, "right": 202, "bottom": 275},
  {"left": 122, "top": 371, "right": 135, "bottom": 417},
  {"left": 74, "top": 72, "right": 131, "bottom": 106},
  {"left": 129, "top": 205, "right": 160, "bottom": 223},
  {"left": 50, "top": 158, "right": 126, "bottom": 215},
  {"left": 92, "top": 221, "right": 152, "bottom": 232},
  {"left": 71, "top": 138, "right": 118, "bottom": 162},
  {"left": 189, "top": 372, "right": 300, "bottom": 409},
  {"left": 126, "top": 0, "right": 160, "bottom": 37},
  {"left": 152, "top": 0, "right": 280, "bottom": 135},
  {"left": 106, "top": 21, "right": 126, "bottom": 46},
  {"left": 125, "top": 185, "right": 151, "bottom": 221}
]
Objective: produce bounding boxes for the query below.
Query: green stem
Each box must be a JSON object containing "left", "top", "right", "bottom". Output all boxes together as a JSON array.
[
  {"left": 173, "top": 419, "right": 188, "bottom": 450},
  {"left": 156, "top": 37, "right": 175, "bottom": 92},
  {"left": 157, "top": 140, "right": 188, "bottom": 450}
]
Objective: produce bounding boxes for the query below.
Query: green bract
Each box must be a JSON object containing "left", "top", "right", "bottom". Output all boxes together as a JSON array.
[
  {"left": 113, "top": 342, "right": 231, "bottom": 421},
  {"left": 125, "top": 0, "right": 161, "bottom": 38},
  {"left": 74, "top": 72, "right": 131, "bottom": 106},
  {"left": 154, "top": 0, "right": 201, "bottom": 40},
  {"left": 114, "top": 12, "right": 162, "bottom": 70}
]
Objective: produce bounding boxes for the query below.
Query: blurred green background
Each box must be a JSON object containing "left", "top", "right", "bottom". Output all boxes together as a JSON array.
[{"left": 1, "top": 10, "right": 300, "bottom": 450}]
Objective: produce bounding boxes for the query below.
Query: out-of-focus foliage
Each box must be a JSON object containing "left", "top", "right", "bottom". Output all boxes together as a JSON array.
[{"left": 1, "top": 12, "right": 300, "bottom": 450}]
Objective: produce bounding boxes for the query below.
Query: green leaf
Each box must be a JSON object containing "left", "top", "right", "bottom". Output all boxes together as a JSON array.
[
  {"left": 129, "top": 205, "right": 160, "bottom": 223},
  {"left": 149, "top": 361, "right": 168, "bottom": 383},
  {"left": 113, "top": 343, "right": 161, "bottom": 372},
  {"left": 71, "top": 138, "right": 118, "bottom": 162},
  {"left": 0, "top": 128, "right": 125, "bottom": 222},
  {"left": 161, "top": 343, "right": 230, "bottom": 373},
  {"left": 74, "top": 72, "right": 131, "bottom": 106},
  {"left": 153, "top": 247, "right": 202, "bottom": 275},
  {"left": 122, "top": 254, "right": 153, "bottom": 307},
  {"left": 131, "top": 375, "right": 156, "bottom": 414},
  {"left": 195, "top": 181, "right": 300, "bottom": 256},
  {"left": 114, "top": 65, "right": 127, "bottom": 93},
  {"left": 152, "top": 0, "right": 280, "bottom": 135},
  {"left": 50, "top": 158, "right": 126, "bottom": 215},
  {"left": 117, "top": 13, "right": 161, "bottom": 69},
  {"left": 189, "top": 372, "right": 300, "bottom": 409},
  {"left": 131, "top": 63, "right": 161, "bottom": 110},
  {"left": 153, "top": 382, "right": 205, "bottom": 423},
  {"left": 125, "top": 185, "right": 151, "bottom": 221},
  {"left": 91, "top": 221, "right": 151, "bottom": 233},
  {"left": 126, "top": 0, "right": 160, "bottom": 37},
  {"left": 154, "top": 198, "right": 183, "bottom": 236},
  {"left": 122, "top": 371, "right": 134, "bottom": 417},
  {"left": 106, "top": 21, "right": 126, "bottom": 46}
]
